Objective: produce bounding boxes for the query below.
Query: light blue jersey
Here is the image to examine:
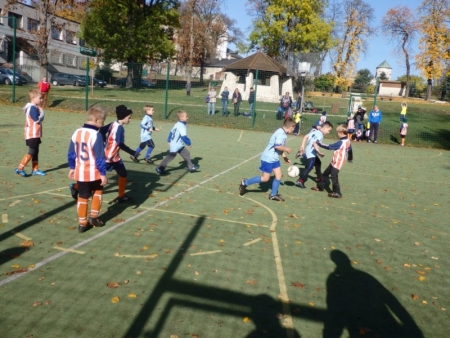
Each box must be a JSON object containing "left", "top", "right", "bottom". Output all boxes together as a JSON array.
[
  {"left": 140, "top": 115, "right": 154, "bottom": 142},
  {"left": 261, "top": 128, "right": 287, "bottom": 163},
  {"left": 168, "top": 121, "right": 190, "bottom": 152},
  {"left": 305, "top": 129, "right": 324, "bottom": 159}
]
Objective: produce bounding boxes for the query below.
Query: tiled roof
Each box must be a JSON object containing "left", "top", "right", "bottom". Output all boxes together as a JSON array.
[
  {"left": 377, "top": 60, "right": 392, "bottom": 69},
  {"left": 223, "top": 52, "right": 287, "bottom": 74}
]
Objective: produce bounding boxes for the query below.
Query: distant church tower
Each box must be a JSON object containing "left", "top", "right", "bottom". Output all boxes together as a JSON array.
[{"left": 376, "top": 60, "right": 392, "bottom": 80}]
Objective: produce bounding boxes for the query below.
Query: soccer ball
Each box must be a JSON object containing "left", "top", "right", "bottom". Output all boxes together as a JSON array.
[{"left": 287, "top": 165, "right": 300, "bottom": 178}]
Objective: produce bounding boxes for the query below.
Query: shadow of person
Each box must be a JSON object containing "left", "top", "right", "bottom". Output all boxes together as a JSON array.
[
  {"left": 246, "top": 294, "right": 301, "bottom": 338},
  {"left": 323, "top": 250, "right": 423, "bottom": 338}
]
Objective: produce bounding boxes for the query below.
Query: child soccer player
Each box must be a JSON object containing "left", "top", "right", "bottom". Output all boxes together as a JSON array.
[
  {"left": 314, "top": 124, "right": 353, "bottom": 198},
  {"left": 68, "top": 107, "right": 108, "bottom": 233},
  {"left": 239, "top": 118, "right": 295, "bottom": 202},
  {"left": 400, "top": 102, "right": 407, "bottom": 122},
  {"left": 155, "top": 110, "right": 199, "bottom": 175},
  {"left": 130, "top": 105, "right": 160, "bottom": 163},
  {"left": 295, "top": 121, "right": 333, "bottom": 189},
  {"left": 15, "top": 89, "right": 46, "bottom": 177},
  {"left": 400, "top": 118, "right": 408, "bottom": 146},
  {"left": 103, "top": 105, "right": 136, "bottom": 203}
]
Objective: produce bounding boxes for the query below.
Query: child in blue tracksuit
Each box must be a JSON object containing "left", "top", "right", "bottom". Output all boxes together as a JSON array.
[
  {"left": 368, "top": 105, "right": 382, "bottom": 143},
  {"left": 130, "top": 105, "right": 159, "bottom": 163},
  {"left": 155, "top": 110, "right": 199, "bottom": 175}
]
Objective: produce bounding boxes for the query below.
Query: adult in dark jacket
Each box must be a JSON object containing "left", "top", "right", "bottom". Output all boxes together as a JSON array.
[
  {"left": 232, "top": 88, "right": 242, "bottom": 116},
  {"left": 248, "top": 87, "right": 255, "bottom": 117}
]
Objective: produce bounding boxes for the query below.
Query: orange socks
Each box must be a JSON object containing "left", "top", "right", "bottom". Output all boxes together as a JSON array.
[
  {"left": 118, "top": 176, "right": 127, "bottom": 198},
  {"left": 91, "top": 190, "right": 103, "bottom": 218},
  {"left": 18, "top": 154, "right": 32, "bottom": 170},
  {"left": 77, "top": 197, "right": 89, "bottom": 226}
]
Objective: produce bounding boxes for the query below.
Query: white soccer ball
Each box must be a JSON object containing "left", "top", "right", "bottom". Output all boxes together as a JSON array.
[{"left": 287, "top": 165, "right": 300, "bottom": 178}]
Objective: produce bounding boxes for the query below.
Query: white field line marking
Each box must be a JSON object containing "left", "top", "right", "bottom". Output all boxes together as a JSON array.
[
  {"left": 190, "top": 250, "right": 222, "bottom": 256},
  {"left": 0, "top": 187, "right": 70, "bottom": 201},
  {"left": 149, "top": 208, "right": 269, "bottom": 228},
  {"left": 243, "top": 238, "right": 262, "bottom": 246},
  {"left": 0, "top": 152, "right": 262, "bottom": 287},
  {"left": 53, "top": 247, "right": 85, "bottom": 254},
  {"left": 238, "top": 130, "right": 244, "bottom": 142},
  {"left": 2, "top": 214, "right": 8, "bottom": 223},
  {"left": 13, "top": 232, "right": 31, "bottom": 241},
  {"left": 8, "top": 200, "right": 22, "bottom": 207},
  {"left": 114, "top": 254, "right": 158, "bottom": 259}
]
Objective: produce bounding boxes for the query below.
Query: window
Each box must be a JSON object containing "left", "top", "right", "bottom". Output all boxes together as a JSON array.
[
  {"left": 51, "top": 26, "right": 62, "bottom": 40},
  {"left": 65, "top": 54, "right": 78, "bottom": 68},
  {"left": 8, "top": 12, "right": 22, "bottom": 29},
  {"left": 66, "top": 30, "right": 76, "bottom": 44},
  {"left": 28, "top": 18, "right": 39, "bottom": 32}
]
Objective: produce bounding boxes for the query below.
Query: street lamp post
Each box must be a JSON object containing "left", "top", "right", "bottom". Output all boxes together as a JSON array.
[{"left": 298, "top": 62, "right": 311, "bottom": 115}]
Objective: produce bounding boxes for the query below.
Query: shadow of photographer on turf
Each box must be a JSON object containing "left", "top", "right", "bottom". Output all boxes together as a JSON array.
[{"left": 323, "top": 250, "right": 423, "bottom": 338}]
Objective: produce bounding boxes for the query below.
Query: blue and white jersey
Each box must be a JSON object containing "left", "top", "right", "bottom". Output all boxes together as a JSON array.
[
  {"left": 261, "top": 128, "right": 287, "bottom": 163},
  {"left": 140, "top": 115, "right": 154, "bottom": 142},
  {"left": 168, "top": 121, "right": 189, "bottom": 152},
  {"left": 305, "top": 129, "right": 324, "bottom": 159}
]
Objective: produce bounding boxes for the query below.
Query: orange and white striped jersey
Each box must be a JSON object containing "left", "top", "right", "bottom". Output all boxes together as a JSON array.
[
  {"left": 69, "top": 126, "right": 105, "bottom": 182},
  {"left": 23, "top": 103, "right": 42, "bottom": 140},
  {"left": 104, "top": 121, "right": 124, "bottom": 163},
  {"left": 330, "top": 138, "right": 352, "bottom": 170}
]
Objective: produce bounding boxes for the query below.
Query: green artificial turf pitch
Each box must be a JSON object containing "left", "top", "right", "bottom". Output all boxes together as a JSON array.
[{"left": 0, "top": 107, "right": 449, "bottom": 337}]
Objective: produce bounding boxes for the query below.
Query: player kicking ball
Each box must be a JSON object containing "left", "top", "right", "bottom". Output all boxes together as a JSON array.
[{"left": 239, "top": 118, "right": 295, "bottom": 202}]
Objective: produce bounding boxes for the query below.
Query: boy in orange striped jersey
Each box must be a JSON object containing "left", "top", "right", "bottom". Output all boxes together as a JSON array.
[
  {"left": 15, "top": 89, "right": 46, "bottom": 177},
  {"left": 102, "top": 105, "right": 135, "bottom": 203},
  {"left": 68, "top": 107, "right": 108, "bottom": 233},
  {"left": 314, "top": 124, "right": 353, "bottom": 198}
]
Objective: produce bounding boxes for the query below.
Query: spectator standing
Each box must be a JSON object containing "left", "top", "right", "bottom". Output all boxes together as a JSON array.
[
  {"left": 221, "top": 86, "right": 230, "bottom": 116},
  {"left": 354, "top": 105, "right": 365, "bottom": 137},
  {"left": 400, "top": 118, "right": 408, "bottom": 147},
  {"left": 368, "top": 105, "right": 382, "bottom": 143},
  {"left": 37, "top": 76, "right": 51, "bottom": 108},
  {"left": 400, "top": 102, "right": 407, "bottom": 122},
  {"left": 232, "top": 88, "right": 242, "bottom": 116},
  {"left": 280, "top": 92, "right": 293, "bottom": 119},
  {"left": 248, "top": 87, "right": 255, "bottom": 117},
  {"left": 207, "top": 86, "right": 217, "bottom": 115}
]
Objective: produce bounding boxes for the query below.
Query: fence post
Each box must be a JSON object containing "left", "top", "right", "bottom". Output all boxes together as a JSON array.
[
  {"left": 85, "top": 57, "right": 89, "bottom": 111},
  {"left": 12, "top": 16, "right": 16, "bottom": 103},
  {"left": 164, "top": 60, "right": 170, "bottom": 119}
]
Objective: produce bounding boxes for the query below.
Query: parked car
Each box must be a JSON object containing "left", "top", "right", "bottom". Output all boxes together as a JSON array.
[
  {"left": 116, "top": 78, "right": 155, "bottom": 88},
  {"left": 0, "top": 67, "right": 28, "bottom": 85},
  {"left": 50, "top": 73, "right": 86, "bottom": 86},
  {"left": 93, "top": 78, "right": 107, "bottom": 88}
]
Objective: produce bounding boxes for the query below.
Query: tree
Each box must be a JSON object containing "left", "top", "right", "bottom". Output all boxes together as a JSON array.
[
  {"left": 175, "top": 0, "right": 243, "bottom": 85},
  {"left": 314, "top": 72, "right": 336, "bottom": 91},
  {"left": 81, "top": 0, "right": 180, "bottom": 87},
  {"left": 1, "top": 0, "right": 88, "bottom": 77},
  {"left": 247, "top": 0, "right": 334, "bottom": 62},
  {"left": 332, "top": 0, "right": 375, "bottom": 91},
  {"left": 397, "top": 74, "right": 427, "bottom": 96},
  {"left": 415, "top": 0, "right": 450, "bottom": 100},
  {"left": 353, "top": 68, "right": 373, "bottom": 91},
  {"left": 379, "top": 71, "right": 388, "bottom": 80},
  {"left": 382, "top": 6, "right": 418, "bottom": 98}
]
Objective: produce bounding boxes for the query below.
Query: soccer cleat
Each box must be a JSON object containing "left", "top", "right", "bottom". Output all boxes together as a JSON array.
[
  {"left": 88, "top": 217, "right": 104, "bottom": 227},
  {"left": 15, "top": 168, "right": 27, "bottom": 177},
  {"left": 311, "top": 187, "right": 323, "bottom": 192},
  {"left": 32, "top": 170, "right": 47, "bottom": 176},
  {"left": 239, "top": 179, "right": 247, "bottom": 196},
  {"left": 295, "top": 151, "right": 302, "bottom": 159},
  {"left": 117, "top": 195, "right": 134, "bottom": 203},
  {"left": 189, "top": 165, "right": 199, "bottom": 173},
  {"left": 295, "top": 180, "right": 306, "bottom": 189},
  {"left": 69, "top": 183, "right": 79, "bottom": 200},
  {"left": 155, "top": 167, "right": 164, "bottom": 174},
  {"left": 328, "top": 192, "right": 342, "bottom": 198},
  {"left": 269, "top": 194, "right": 285, "bottom": 202},
  {"left": 145, "top": 158, "right": 154, "bottom": 164},
  {"left": 78, "top": 225, "right": 92, "bottom": 233},
  {"left": 130, "top": 155, "right": 139, "bottom": 163}
]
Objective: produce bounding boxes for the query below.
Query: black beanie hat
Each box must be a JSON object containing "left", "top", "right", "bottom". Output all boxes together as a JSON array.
[{"left": 116, "top": 105, "right": 132, "bottom": 120}]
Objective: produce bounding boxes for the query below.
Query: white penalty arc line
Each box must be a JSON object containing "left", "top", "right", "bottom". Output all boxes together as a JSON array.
[{"left": 0, "top": 152, "right": 263, "bottom": 287}]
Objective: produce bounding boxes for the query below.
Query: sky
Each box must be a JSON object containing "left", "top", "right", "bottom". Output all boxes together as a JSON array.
[{"left": 225, "top": 0, "right": 424, "bottom": 80}]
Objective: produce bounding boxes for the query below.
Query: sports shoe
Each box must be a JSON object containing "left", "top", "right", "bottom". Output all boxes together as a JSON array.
[
  {"left": 88, "top": 217, "right": 104, "bottom": 227},
  {"left": 130, "top": 155, "right": 139, "bottom": 163},
  {"left": 78, "top": 225, "right": 92, "bottom": 233},
  {"left": 145, "top": 157, "right": 154, "bottom": 164},
  {"left": 328, "top": 192, "right": 342, "bottom": 198},
  {"left": 15, "top": 168, "right": 27, "bottom": 177},
  {"left": 117, "top": 195, "right": 134, "bottom": 203},
  {"left": 155, "top": 167, "right": 165, "bottom": 175},
  {"left": 374, "top": 141, "right": 377, "bottom": 144},
  {"left": 32, "top": 170, "right": 46, "bottom": 176},
  {"left": 269, "top": 194, "right": 285, "bottom": 202},
  {"left": 69, "top": 183, "right": 79, "bottom": 201},
  {"left": 295, "top": 151, "right": 302, "bottom": 159},
  {"left": 189, "top": 165, "right": 199, "bottom": 173},
  {"left": 295, "top": 180, "right": 306, "bottom": 189},
  {"left": 367, "top": 140, "right": 371, "bottom": 143},
  {"left": 239, "top": 179, "right": 247, "bottom": 196},
  {"left": 311, "top": 187, "right": 323, "bottom": 192}
]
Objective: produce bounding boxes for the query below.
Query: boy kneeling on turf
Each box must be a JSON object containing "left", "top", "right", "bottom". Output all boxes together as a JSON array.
[
  {"left": 314, "top": 124, "right": 353, "bottom": 198},
  {"left": 68, "top": 107, "right": 108, "bottom": 233}
]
